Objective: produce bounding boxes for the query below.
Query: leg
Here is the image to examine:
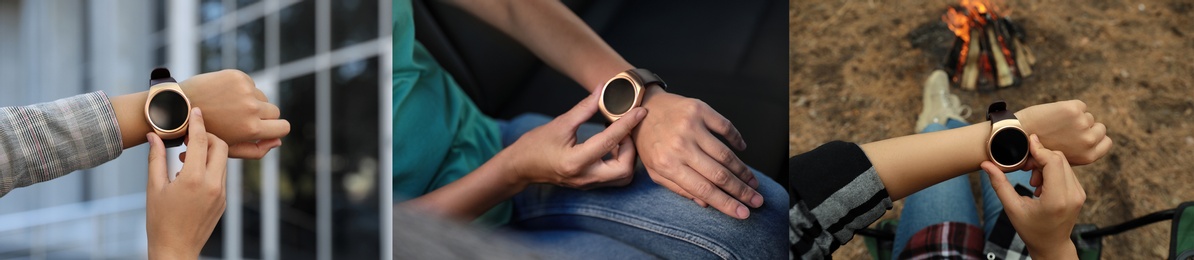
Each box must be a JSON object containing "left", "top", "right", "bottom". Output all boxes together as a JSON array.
[
  {"left": 500, "top": 113, "right": 787, "bottom": 259},
  {"left": 500, "top": 230, "right": 656, "bottom": 260},
  {"left": 891, "top": 120, "right": 981, "bottom": 258}
]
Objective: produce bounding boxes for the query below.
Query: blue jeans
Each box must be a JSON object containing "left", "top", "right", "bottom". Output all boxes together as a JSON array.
[
  {"left": 890, "top": 119, "right": 1036, "bottom": 259},
  {"left": 497, "top": 114, "right": 787, "bottom": 260}
]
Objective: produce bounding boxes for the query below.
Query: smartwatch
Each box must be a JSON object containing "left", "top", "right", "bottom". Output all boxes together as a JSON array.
[
  {"left": 598, "top": 68, "right": 667, "bottom": 122},
  {"left": 144, "top": 68, "right": 192, "bottom": 147},
  {"left": 986, "top": 101, "right": 1029, "bottom": 172}
]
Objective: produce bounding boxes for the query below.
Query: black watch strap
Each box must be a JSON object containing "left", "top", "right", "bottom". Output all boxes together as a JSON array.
[
  {"left": 628, "top": 68, "right": 667, "bottom": 90},
  {"left": 150, "top": 68, "right": 185, "bottom": 147},
  {"left": 986, "top": 101, "right": 1017, "bottom": 122},
  {"left": 150, "top": 68, "right": 177, "bottom": 85}
]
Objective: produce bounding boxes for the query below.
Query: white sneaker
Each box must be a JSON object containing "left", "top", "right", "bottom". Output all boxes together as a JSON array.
[{"left": 915, "top": 70, "right": 971, "bottom": 132}]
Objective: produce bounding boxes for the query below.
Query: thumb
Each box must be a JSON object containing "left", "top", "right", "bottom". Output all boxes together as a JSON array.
[
  {"left": 575, "top": 108, "right": 647, "bottom": 160},
  {"left": 146, "top": 133, "right": 169, "bottom": 190},
  {"left": 982, "top": 161, "right": 1023, "bottom": 211}
]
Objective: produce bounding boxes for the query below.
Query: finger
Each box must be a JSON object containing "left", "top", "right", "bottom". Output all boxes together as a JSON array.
[
  {"left": 252, "top": 87, "right": 268, "bottom": 102},
  {"left": 982, "top": 161, "right": 1024, "bottom": 211},
  {"left": 205, "top": 133, "right": 230, "bottom": 187},
  {"left": 694, "top": 134, "right": 755, "bottom": 189},
  {"left": 1030, "top": 168, "right": 1043, "bottom": 188},
  {"left": 689, "top": 151, "right": 762, "bottom": 208},
  {"left": 701, "top": 110, "right": 747, "bottom": 151},
  {"left": 557, "top": 90, "right": 602, "bottom": 127},
  {"left": 1082, "top": 112, "right": 1095, "bottom": 128},
  {"left": 183, "top": 108, "right": 209, "bottom": 176},
  {"left": 1030, "top": 135, "right": 1066, "bottom": 192},
  {"left": 613, "top": 136, "right": 636, "bottom": 165},
  {"left": 1086, "top": 123, "right": 1107, "bottom": 147},
  {"left": 1091, "top": 136, "right": 1114, "bottom": 161},
  {"left": 671, "top": 165, "right": 750, "bottom": 219},
  {"left": 178, "top": 152, "right": 187, "bottom": 163},
  {"left": 650, "top": 171, "right": 708, "bottom": 207},
  {"left": 146, "top": 133, "right": 169, "bottom": 189},
  {"left": 259, "top": 101, "right": 281, "bottom": 119},
  {"left": 228, "top": 138, "right": 283, "bottom": 159},
  {"left": 574, "top": 108, "right": 646, "bottom": 161},
  {"left": 252, "top": 119, "right": 292, "bottom": 140}
]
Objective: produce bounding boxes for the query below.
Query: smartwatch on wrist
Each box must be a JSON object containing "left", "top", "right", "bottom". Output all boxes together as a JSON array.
[
  {"left": 598, "top": 68, "right": 667, "bottom": 122},
  {"left": 144, "top": 68, "right": 192, "bottom": 147},
  {"left": 986, "top": 101, "right": 1029, "bottom": 172}
]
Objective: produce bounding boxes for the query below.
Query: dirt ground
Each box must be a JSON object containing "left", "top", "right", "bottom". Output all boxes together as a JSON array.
[{"left": 790, "top": 0, "right": 1194, "bottom": 258}]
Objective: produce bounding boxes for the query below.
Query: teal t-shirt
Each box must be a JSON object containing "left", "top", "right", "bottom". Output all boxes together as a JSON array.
[{"left": 393, "top": 0, "right": 509, "bottom": 227}]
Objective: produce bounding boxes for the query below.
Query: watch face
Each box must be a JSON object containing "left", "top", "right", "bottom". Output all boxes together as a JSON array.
[
  {"left": 602, "top": 78, "right": 636, "bottom": 115},
  {"left": 990, "top": 127, "right": 1029, "bottom": 166},
  {"left": 148, "top": 90, "right": 189, "bottom": 131}
]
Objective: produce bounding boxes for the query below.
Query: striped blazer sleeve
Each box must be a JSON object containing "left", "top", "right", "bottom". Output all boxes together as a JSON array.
[
  {"left": 789, "top": 141, "right": 893, "bottom": 259},
  {"left": 0, "top": 92, "right": 124, "bottom": 197}
]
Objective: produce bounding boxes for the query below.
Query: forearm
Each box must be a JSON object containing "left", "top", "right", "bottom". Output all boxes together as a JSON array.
[
  {"left": 859, "top": 121, "right": 992, "bottom": 200},
  {"left": 401, "top": 152, "right": 527, "bottom": 222},
  {"left": 110, "top": 91, "right": 152, "bottom": 149},
  {"left": 0, "top": 92, "right": 124, "bottom": 196},
  {"left": 445, "top": 0, "right": 632, "bottom": 90}
]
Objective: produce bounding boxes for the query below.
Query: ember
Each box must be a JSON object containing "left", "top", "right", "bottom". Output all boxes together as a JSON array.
[{"left": 941, "top": 0, "right": 1035, "bottom": 91}]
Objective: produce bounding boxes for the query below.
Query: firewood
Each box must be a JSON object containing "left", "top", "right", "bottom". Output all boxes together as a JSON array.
[
  {"left": 986, "top": 26, "right": 1014, "bottom": 87},
  {"left": 1013, "top": 38, "right": 1033, "bottom": 77},
  {"left": 961, "top": 28, "right": 981, "bottom": 91}
]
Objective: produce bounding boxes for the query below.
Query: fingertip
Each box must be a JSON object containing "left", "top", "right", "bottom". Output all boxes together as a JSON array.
[{"left": 735, "top": 205, "right": 750, "bottom": 219}]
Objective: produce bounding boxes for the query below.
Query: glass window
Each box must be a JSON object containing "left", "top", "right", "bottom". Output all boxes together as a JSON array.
[
  {"left": 330, "top": 57, "right": 381, "bottom": 259},
  {"left": 200, "top": 34, "right": 223, "bottom": 72},
  {"left": 199, "top": 0, "right": 224, "bottom": 24},
  {"left": 331, "top": 0, "right": 378, "bottom": 49},
  {"left": 279, "top": 0, "right": 316, "bottom": 64},
  {"left": 276, "top": 73, "right": 319, "bottom": 259},
  {"left": 237, "top": 18, "right": 265, "bottom": 73},
  {"left": 238, "top": 0, "right": 261, "bottom": 8},
  {"left": 154, "top": 45, "right": 168, "bottom": 67}
]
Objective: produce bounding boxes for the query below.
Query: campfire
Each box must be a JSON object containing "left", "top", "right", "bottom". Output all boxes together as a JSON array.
[{"left": 941, "top": 0, "right": 1036, "bottom": 91}]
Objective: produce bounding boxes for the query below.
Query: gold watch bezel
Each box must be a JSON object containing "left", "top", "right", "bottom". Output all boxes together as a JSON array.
[
  {"left": 144, "top": 82, "right": 192, "bottom": 140},
  {"left": 986, "top": 119, "right": 1029, "bottom": 172},
  {"left": 598, "top": 71, "right": 646, "bottom": 122}
]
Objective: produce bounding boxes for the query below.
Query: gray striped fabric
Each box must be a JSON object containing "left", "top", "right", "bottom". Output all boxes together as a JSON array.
[
  {"left": 0, "top": 92, "right": 123, "bottom": 197},
  {"left": 790, "top": 167, "right": 893, "bottom": 259}
]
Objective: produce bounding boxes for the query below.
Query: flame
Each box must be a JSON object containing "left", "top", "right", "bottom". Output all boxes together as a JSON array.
[{"left": 942, "top": 0, "right": 1013, "bottom": 72}]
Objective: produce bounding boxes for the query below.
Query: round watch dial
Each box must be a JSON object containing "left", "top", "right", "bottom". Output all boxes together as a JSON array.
[
  {"left": 148, "top": 90, "right": 189, "bottom": 131},
  {"left": 990, "top": 127, "right": 1029, "bottom": 167},
  {"left": 602, "top": 78, "right": 636, "bottom": 115}
]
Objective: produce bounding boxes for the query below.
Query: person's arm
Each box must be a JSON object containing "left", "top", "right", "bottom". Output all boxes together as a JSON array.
[
  {"left": 0, "top": 92, "right": 124, "bottom": 197},
  {"left": 146, "top": 108, "right": 230, "bottom": 259},
  {"left": 403, "top": 92, "right": 646, "bottom": 221},
  {"left": 112, "top": 69, "right": 289, "bottom": 157},
  {"left": 443, "top": 0, "right": 761, "bottom": 219},
  {"left": 859, "top": 100, "right": 1112, "bottom": 200},
  {"left": 0, "top": 69, "right": 288, "bottom": 198},
  {"left": 983, "top": 135, "right": 1084, "bottom": 260}
]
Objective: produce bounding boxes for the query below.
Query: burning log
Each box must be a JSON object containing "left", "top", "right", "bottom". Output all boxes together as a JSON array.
[{"left": 941, "top": 0, "right": 1034, "bottom": 91}]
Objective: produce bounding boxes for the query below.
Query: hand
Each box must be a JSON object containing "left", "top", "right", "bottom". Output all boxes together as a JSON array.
[
  {"left": 500, "top": 90, "right": 646, "bottom": 190},
  {"left": 633, "top": 87, "right": 760, "bottom": 219},
  {"left": 1015, "top": 100, "right": 1112, "bottom": 165},
  {"left": 179, "top": 69, "right": 289, "bottom": 159},
  {"left": 146, "top": 108, "right": 228, "bottom": 259},
  {"left": 983, "top": 134, "right": 1085, "bottom": 259}
]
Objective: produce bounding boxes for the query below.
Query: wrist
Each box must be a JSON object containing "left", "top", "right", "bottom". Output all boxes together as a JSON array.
[
  {"left": 491, "top": 151, "right": 531, "bottom": 190},
  {"left": 111, "top": 91, "right": 153, "bottom": 149},
  {"left": 148, "top": 242, "right": 197, "bottom": 259}
]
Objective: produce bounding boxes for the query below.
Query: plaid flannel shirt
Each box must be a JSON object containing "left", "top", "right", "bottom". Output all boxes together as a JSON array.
[{"left": 0, "top": 92, "right": 123, "bottom": 197}]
